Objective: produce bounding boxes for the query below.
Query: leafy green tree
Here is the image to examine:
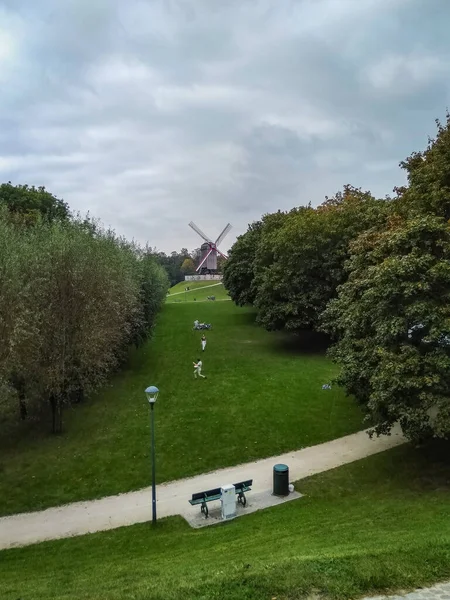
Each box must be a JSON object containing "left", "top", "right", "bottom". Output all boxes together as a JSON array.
[
  {"left": 254, "top": 189, "right": 390, "bottom": 332},
  {"left": 396, "top": 112, "right": 450, "bottom": 220},
  {"left": 152, "top": 248, "right": 192, "bottom": 286},
  {"left": 0, "top": 182, "right": 69, "bottom": 224},
  {"left": 132, "top": 252, "right": 169, "bottom": 347},
  {"left": 0, "top": 211, "right": 168, "bottom": 433},
  {"left": 322, "top": 214, "right": 450, "bottom": 441},
  {"left": 222, "top": 221, "right": 262, "bottom": 306},
  {"left": 180, "top": 257, "right": 196, "bottom": 275}
]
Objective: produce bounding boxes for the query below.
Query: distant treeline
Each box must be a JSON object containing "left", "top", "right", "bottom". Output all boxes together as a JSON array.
[{"left": 224, "top": 114, "right": 450, "bottom": 443}]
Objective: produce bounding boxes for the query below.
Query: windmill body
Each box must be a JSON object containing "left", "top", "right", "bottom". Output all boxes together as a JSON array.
[{"left": 189, "top": 221, "right": 232, "bottom": 275}]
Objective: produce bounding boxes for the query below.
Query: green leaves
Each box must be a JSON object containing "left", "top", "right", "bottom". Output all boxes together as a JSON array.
[
  {"left": 0, "top": 182, "right": 69, "bottom": 225},
  {"left": 322, "top": 214, "right": 450, "bottom": 441},
  {"left": 222, "top": 220, "right": 263, "bottom": 306},
  {"left": 0, "top": 208, "right": 168, "bottom": 432}
]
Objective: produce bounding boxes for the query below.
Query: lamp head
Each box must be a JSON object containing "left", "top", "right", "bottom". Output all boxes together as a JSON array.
[{"left": 145, "top": 385, "right": 159, "bottom": 404}]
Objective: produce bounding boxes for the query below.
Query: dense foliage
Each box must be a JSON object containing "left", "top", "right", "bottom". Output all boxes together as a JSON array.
[
  {"left": 152, "top": 248, "right": 197, "bottom": 286},
  {"left": 0, "top": 181, "right": 70, "bottom": 224},
  {"left": 224, "top": 114, "right": 450, "bottom": 441},
  {"left": 222, "top": 220, "right": 262, "bottom": 306},
  {"left": 321, "top": 214, "right": 450, "bottom": 440},
  {"left": 0, "top": 199, "right": 168, "bottom": 433}
]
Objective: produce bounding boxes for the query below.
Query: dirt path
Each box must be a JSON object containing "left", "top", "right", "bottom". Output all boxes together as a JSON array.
[{"left": 0, "top": 425, "right": 405, "bottom": 550}]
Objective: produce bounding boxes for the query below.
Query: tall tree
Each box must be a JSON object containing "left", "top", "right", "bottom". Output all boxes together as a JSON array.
[
  {"left": 222, "top": 221, "right": 263, "bottom": 306},
  {"left": 180, "top": 257, "right": 196, "bottom": 275},
  {"left": 321, "top": 213, "right": 450, "bottom": 441},
  {"left": 254, "top": 189, "right": 390, "bottom": 332},
  {"left": 0, "top": 211, "right": 168, "bottom": 432},
  {"left": 396, "top": 113, "right": 450, "bottom": 220}
]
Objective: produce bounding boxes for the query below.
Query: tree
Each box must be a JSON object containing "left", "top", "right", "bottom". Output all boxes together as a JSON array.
[
  {"left": 0, "top": 210, "right": 168, "bottom": 433},
  {"left": 0, "top": 182, "right": 69, "bottom": 224},
  {"left": 222, "top": 221, "right": 263, "bottom": 306},
  {"left": 180, "top": 257, "right": 196, "bottom": 275},
  {"left": 152, "top": 248, "right": 192, "bottom": 286},
  {"left": 395, "top": 112, "right": 450, "bottom": 221},
  {"left": 254, "top": 189, "right": 390, "bottom": 332},
  {"left": 321, "top": 213, "right": 450, "bottom": 441}
]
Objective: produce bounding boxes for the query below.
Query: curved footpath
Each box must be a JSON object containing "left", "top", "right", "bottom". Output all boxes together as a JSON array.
[{"left": 0, "top": 425, "right": 405, "bottom": 550}]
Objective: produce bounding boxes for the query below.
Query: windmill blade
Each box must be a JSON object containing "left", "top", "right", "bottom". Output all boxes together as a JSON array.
[
  {"left": 189, "top": 221, "right": 213, "bottom": 244},
  {"left": 216, "top": 248, "right": 228, "bottom": 260},
  {"left": 197, "top": 247, "right": 214, "bottom": 271},
  {"left": 215, "top": 223, "right": 232, "bottom": 247}
]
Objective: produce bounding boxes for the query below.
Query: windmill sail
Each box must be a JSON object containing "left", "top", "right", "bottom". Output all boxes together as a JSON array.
[{"left": 188, "top": 221, "right": 232, "bottom": 273}]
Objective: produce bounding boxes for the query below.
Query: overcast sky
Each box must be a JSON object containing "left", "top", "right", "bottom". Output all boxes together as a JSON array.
[{"left": 1, "top": 0, "right": 449, "bottom": 253}]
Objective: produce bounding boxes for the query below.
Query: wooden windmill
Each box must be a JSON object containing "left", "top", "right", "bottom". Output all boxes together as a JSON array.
[{"left": 188, "top": 221, "right": 232, "bottom": 274}]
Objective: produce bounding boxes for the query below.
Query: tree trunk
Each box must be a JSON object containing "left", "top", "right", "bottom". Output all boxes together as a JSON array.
[
  {"left": 8, "top": 372, "right": 28, "bottom": 421},
  {"left": 49, "top": 394, "right": 63, "bottom": 434},
  {"left": 19, "top": 394, "right": 27, "bottom": 420}
]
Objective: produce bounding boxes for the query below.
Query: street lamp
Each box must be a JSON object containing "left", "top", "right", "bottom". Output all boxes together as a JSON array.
[{"left": 145, "top": 385, "right": 159, "bottom": 524}]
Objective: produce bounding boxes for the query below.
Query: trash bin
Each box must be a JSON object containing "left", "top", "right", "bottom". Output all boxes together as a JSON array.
[{"left": 273, "top": 463, "right": 289, "bottom": 496}]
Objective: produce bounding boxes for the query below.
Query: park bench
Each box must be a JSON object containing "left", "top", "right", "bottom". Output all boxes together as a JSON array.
[{"left": 189, "top": 479, "right": 253, "bottom": 518}]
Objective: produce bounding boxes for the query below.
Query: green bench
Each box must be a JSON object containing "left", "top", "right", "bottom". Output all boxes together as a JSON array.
[{"left": 189, "top": 479, "right": 253, "bottom": 518}]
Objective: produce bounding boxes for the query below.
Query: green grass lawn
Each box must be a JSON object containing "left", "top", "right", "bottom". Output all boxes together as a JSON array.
[
  {"left": 0, "top": 302, "right": 364, "bottom": 516},
  {"left": 2, "top": 443, "right": 449, "bottom": 600},
  {"left": 166, "top": 280, "right": 229, "bottom": 303}
]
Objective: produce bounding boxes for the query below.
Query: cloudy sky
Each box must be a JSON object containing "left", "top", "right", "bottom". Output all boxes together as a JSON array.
[{"left": 0, "top": 0, "right": 449, "bottom": 252}]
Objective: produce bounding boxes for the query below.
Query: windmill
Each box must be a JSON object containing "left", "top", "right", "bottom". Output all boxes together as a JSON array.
[{"left": 188, "top": 221, "right": 232, "bottom": 274}]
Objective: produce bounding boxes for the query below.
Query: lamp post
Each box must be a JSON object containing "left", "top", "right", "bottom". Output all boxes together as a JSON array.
[{"left": 145, "top": 385, "right": 159, "bottom": 524}]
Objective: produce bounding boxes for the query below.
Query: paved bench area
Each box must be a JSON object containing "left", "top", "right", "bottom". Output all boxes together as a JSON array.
[
  {"left": 185, "top": 488, "right": 302, "bottom": 528},
  {"left": 363, "top": 582, "right": 450, "bottom": 600}
]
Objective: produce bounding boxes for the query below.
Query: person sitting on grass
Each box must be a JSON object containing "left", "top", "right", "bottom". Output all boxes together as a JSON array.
[{"left": 193, "top": 359, "right": 206, "bottom": 379}]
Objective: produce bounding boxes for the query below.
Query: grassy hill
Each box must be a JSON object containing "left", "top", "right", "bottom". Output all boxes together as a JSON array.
[
  {"left": 0, "top": 301, "right": 363, "bottom": 516},
  {"left": 166, "top": 280, "right": 229, "bottom": 303},
  {"left": 2, "top": 442, "right": 449, "bottom": 600}
]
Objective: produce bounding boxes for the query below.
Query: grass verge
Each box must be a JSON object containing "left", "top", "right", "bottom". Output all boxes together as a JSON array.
[
  {"left": 0, "top": 302, "right": 363, "bottom": 516},
  {"left": 1, "top": 443, "right": 449, "bottom": 600},
  {"left": 166, "top": 281, "right": 229, "bottom": 303}
]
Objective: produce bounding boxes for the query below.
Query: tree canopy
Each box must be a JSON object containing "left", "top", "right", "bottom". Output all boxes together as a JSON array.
[
  {"left": 222, "top": 220, "right": 262, "bottom": 306},
  {"left": 321, "top": 213, "right": 450, "bottom": 441},
  {"left": 0, "top": 182, "right": 70, "bottom": 224},
  {"left": 0, "top": 199, "right": 168, "bottom": 433}
]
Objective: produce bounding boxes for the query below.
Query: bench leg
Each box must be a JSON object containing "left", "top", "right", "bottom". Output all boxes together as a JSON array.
[
  {"left": 237, "top": 492, "right": 247, "bottom": 507},
  {"left": 201, "top": 502, "right": 209, "bottom": 518}
]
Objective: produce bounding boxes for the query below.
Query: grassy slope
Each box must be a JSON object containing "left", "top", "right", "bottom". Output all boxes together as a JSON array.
[
  {"left": 166, "top": 280, "right": 229, "bottom": 303},
  {"left": 0, "top": 302, "right": 363, "bottom": 516},
  {"left": 2, "top": 443, "right": 449, "bottom": 600}
]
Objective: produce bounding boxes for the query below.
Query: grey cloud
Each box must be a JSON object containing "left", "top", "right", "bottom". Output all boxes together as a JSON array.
[{"left": 0, "top": 0, "right": 449, "bottom": 252}]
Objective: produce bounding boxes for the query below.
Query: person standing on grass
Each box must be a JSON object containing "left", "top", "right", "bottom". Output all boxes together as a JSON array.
[
  {"left": 201, "top": 334, "right": 207, "bottom": 352},
  {"left": 193, "top": 358, "right": 206, "bottom": 379}
]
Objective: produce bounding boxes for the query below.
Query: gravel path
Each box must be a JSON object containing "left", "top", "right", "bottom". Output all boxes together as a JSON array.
[
  {"left": 363, "top": 582, "right": 450, "bottom": 600},
  {"left": 0, "top": 425, "right": 405, "bottom": 550}
]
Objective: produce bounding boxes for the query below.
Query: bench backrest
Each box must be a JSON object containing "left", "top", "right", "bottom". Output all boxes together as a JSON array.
[
  {"left": 204, "top": 487, "right": 221, "bottom": 498},
  {"left": 233, "top": 479, "right": 253, "bottom": 491},
  {"left": 191, "top": 492, "right": 206, "bottom": 502},
  {"left": 191, "top": 487, "right": 221, "bottom": 501},
  {"left": 191, "top": 482, "right": 252, "bottom": 501}
]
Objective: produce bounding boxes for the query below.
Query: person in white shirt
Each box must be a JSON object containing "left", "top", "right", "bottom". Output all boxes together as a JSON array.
[
  {"left": 201, "top": 334, "right": 207, "bottom": 352},
  {"left": 193, "top": 358, "right": 206, "bottom": 379},
  {"left": 194, "top": 319, "right": 199, "bottom": 329}
]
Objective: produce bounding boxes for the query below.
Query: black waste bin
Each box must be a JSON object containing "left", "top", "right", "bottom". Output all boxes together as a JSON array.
[{"left": 273, "top": 463, "right": 289, "bottom": 496}]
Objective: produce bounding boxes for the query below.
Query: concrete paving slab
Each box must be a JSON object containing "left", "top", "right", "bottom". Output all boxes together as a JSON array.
[{"left": 182, "top": 490, "right": 303, "bottom": 528}]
